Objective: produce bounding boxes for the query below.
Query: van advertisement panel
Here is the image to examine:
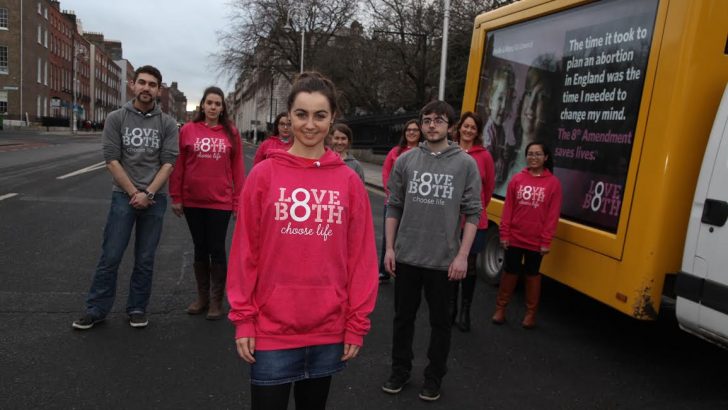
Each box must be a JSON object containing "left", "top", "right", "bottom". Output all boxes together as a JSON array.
[{"left": 476, "top": 0, "right": 659, "bottom": 232}]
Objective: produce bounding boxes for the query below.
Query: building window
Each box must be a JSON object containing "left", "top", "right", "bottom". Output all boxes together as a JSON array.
[
  {"left": 38, "top": 25, "right": 42, "bottom": 44},
  {"left": 44, "top": 7, "right": 48, "bottom": 20},
  {"left": 37, "top": 2, "right": 41, "bottom": 15},
  {"left": 44, "top": 61, "right": 48, "bottom": 85},
  {"left": 0, "top": 8, "right": 8, "bottom": 30},
  {"left": 0, "top": 91, "right": 7, "bottom": 114},
  {"left": 43, "top": 97, "right": 48, "bottom": 116},
  {"left": 37, "top": 58, "right": 41, "bottom": 83},
  {"left": 0, "top": 46, "right": 7, "bottom": 74},
  {"left": 44, "top": 29, "right": 48, "bottom": 48},
  {"left": 37, "top": 95, "right": 41, "bottom": 117}
]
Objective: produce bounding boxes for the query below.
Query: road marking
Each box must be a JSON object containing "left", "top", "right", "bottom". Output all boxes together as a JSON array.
[
  {"left": 0, "top": 193, "right": 19, "bottom": 201},
  {"left": 56, "top": 161, "right": 106, "bottom": 180}
]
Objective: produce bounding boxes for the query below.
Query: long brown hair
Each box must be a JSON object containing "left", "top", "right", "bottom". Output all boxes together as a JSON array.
[
  {"left": 194, "top": 86, "right": 238, "bottom": 152},
  {"left": 453, "top": 112, "right": 484, "bottom": 146}
]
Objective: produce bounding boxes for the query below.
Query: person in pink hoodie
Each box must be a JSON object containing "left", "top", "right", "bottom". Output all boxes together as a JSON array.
[
  {"left": 450, "top": 112, "right": 495, "bottom": 332},
  {"left": 169, "top": 86, "right": 245, "bottom": 320},
  {"left": 227, "top": 72, "right": 378, "bottom": 410},
  {"left": 378, "top": 119, "right": 423, "bottom": 282},
  {"left": 492, "top": 141, "right": 562, "bottom": 329},
  {"left": 253, "top": 112, "right": 292, "bottom": 165}
]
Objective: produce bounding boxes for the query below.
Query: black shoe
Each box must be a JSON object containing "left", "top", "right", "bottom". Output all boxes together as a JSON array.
[
  {"left": 128, "top": 312, "right": 148, "bottom": 328},
  {"left": 418, "top": 379, "right": 441, "bottom": 401},
  {"left": 381, "top": 373, "right": 410, "bottom": 394},
  {"left": 379, "top": 273, "right": 390, "bottom": 283},
  {"left": 72, "top": 314, "right": 104, "bottom": 330}
]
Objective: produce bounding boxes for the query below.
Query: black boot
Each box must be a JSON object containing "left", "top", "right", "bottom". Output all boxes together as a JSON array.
[{"left": 448, "top": 282, "right": 459, "bottom": 326}]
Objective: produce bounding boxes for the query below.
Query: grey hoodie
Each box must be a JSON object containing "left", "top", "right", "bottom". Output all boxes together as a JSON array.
[
  {"left": 387, "top": 142, "right": 482, "bottom": 270},
  {"left": 102, "top": 100, "right": 179, "bottom": 193},
  {"left": 343, "top": 153, "right": 365, "bottom": 182}
]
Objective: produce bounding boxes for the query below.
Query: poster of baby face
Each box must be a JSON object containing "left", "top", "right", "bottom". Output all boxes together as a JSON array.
[{"left": 475, "top": 0, "right": 658, "bottom": 232}]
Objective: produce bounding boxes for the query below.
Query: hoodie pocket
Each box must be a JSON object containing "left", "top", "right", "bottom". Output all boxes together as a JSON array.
[
  {"left": 184, "top": 176, "right": 232, "bottom": 204},
  {"left": 258, "top": 285, "right": 345, "bottom": 335}
]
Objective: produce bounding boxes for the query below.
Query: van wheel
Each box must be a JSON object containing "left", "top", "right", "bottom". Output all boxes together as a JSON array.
[{"left": 478, "top": 225, "right": 504, "bottom": 285}]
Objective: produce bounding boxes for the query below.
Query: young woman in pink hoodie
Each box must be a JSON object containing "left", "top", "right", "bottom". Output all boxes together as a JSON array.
[
  {"left": 450, "top": 112, "right": 495, "bottom": 332},
  {"left": 253, "top": 112, "right": 292, "bottom": 165},
  {"left": 227, "top": 72, "right": 378, "bottom": 410},
  {"left": 169, "top": 86, "right": 245, "bottom": 320},
  {"left": 492, "top": 141, "right": 562, "bottom": 329},
  {"left": 378, "top": 119, "right": 423, "bottom": 282}
]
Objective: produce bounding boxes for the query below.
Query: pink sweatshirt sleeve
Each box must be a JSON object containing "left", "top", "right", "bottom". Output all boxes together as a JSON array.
[
  {"left": 169, "top": 127, "right": 187, "bottom": 204},
  {"left": 499, "top": 176, "right": 517, "bottom": 242},
  {"left": 231, "top": 130, "right": 246, "bottom": 212},
  {"left": 539, "top": 178, "right": 563, "bottom": 249},
  {"left": 227, "top": 168, "right": 263, "bottom": 339},
  {"left": 381, "top": 148, "right": 397, "bottom": 197},
  {"left": 344, "top": 177, "right": 379, "bottom": 346}
]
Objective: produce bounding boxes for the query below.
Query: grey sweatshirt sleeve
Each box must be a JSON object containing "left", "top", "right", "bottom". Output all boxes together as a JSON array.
[
  {"left": 102, "top": 110, "right": 123, "bottom": 162},
  {"left": 354, "top": 161, "right": 365, "bottom": 182},
  {"left": 160, "top": 116, "right": 179, "bottom": 165},
  {"left": 386, "top": 156, "right": 406, "bottom": 220},
  {"left": 460, "top": 156, "right": 483, "bottom": 226}
]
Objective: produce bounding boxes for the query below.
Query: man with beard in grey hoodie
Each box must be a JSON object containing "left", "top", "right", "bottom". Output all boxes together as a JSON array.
[
  {"left": 381, "top": 100, "right": 482, "bottom": 401},
  {"left": 73, "top": 65, "right": 178, "bottom": 330}
]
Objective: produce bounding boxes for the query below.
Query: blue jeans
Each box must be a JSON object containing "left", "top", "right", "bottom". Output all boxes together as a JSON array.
[{"left": 85, "top": 191, "right": 167, "bottom": 318}]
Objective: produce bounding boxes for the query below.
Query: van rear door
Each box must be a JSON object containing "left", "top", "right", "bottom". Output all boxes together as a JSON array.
[{"left": 676, "top": 83, "right": 728, "bottom": 347}]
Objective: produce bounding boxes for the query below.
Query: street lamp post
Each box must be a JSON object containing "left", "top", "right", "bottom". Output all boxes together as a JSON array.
[
  {"left": 284, "top": 6, "right": 305, "bottom": 74},
  {"left": 438, "top": 0, "right": 450, "bottom": 100}
]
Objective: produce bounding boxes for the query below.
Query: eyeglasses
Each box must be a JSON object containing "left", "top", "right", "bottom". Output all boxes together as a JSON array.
[
  {"left": 405, "top": 128, "right": 420, "bottom": 133},
  {"left": 526, "top": 152, "right": 544, "bottom": 157},
  {"left": 421, "top": 117, "right": 448, "bottom": 127},
  {"left": 279, "top": 123, "right": 290, "bottom": 128}
]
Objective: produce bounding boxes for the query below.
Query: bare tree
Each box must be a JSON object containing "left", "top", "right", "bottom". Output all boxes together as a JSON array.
[{"left": 216, "top": 0, "right": 358, "bottom": 96}]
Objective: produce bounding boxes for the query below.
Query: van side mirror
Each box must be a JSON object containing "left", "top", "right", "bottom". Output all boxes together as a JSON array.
[{"left": 701, "top": 199, "right": 728, "bottom": 227}]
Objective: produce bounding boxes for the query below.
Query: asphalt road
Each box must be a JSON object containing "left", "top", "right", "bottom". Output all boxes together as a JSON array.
[{"left": 1, "top": 130, "right": 727, "bottom": 409}]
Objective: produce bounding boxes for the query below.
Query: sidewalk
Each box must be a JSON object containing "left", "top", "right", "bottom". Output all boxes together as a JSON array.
[{"left": 360, "top": 160, "right": 385, "bottom": 191}]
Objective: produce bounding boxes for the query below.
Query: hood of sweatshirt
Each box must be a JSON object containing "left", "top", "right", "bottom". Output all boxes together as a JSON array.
[
  {"left": 518, "top": 167, "right": 554, "bottom": 179},
  {"left": 416, "top": 141, "right": 463, "bottom": 158},
  {"left": 266, "top": 147, "right": 345, "bottom": 169},
  {"left": 123, "top": 99, "right": 163, "bottom": 118},
  {"left": 465, "top": 144, "right": 487, "bottom": 155}
]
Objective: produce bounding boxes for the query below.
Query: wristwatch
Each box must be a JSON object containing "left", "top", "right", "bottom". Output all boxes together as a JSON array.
[{"left": 143, "top": 190, "right": 155, "bottom": 200}]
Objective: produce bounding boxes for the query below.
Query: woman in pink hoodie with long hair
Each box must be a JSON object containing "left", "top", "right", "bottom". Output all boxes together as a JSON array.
[
  {"left": 450, "top": 112, "right": 495, "bottom": 332},
  {"left": 169, "top": 86, "right": 245, "bottom": 320},
  {"left": 227, "top": 72, "right": 378, "bottom": 410}
]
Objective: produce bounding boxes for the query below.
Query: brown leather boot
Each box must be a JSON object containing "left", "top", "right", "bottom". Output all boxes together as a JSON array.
[
  {"left": 492, "top": 273, "right": 518, "bottom": 324},
  {"left": 206, "top": 264, "right": 227, "bottom": 320},
  {"left": 186, "top": 261, "right": 210, "bottom": 315},
  {"left": 522, "top": 274, "right": 542, "bottom": 329}
]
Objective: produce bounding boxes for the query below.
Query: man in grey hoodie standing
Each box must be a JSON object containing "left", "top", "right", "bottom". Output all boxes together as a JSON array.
[
  {"left": 73, "top": 65, "right": 179, "bottom": 330},
  {"left": 381, "top": 100, "right": 482, "bottom": 401}
]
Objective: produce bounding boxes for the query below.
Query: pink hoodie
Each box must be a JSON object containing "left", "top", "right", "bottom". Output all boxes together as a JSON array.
[
  {"left": 500, "top": 168, "right": 562, "bottom": 251},
  {"left": 382, "top": 145, "right": 414, "bottom": 198},
  {"left": 169, "top": 122, "right": 245, "bottom": 211},
  {"left": 466, "top": 145, "right": 495, "bottom": 230},
  {"left": 253, "top": 135, "right": 292, "bottom": 165},
  {"left": 227, "top": 149, "right": 379, "bottom": 350}
]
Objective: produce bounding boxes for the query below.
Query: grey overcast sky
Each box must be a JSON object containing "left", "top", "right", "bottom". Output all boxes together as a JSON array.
[{"left": 60, "top": 0, "right": 234, "bottom": 112}]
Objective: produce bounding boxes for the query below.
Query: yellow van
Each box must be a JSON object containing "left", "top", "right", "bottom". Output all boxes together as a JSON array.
[{"left": 465, "top": 0, "right": 728, "bottom": 342}]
